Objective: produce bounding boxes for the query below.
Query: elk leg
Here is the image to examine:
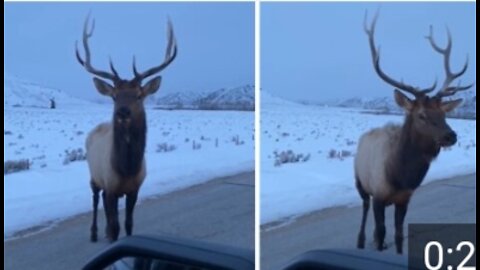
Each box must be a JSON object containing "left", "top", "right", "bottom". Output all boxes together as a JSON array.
[
  {"left": 102, "top": 190, "right": 110, "bottom": 239},
  {"left": 394, "top": 203, "right": 408, "bottom": 254},
  {"left": 90, "top": 181, "right": 100, "bottom": 242},
  {"left": 373, "top": 199, "right": 386, "bottom": 251},
  {"left": 105, "top": 192, "right": 120, "bottom": 242},
  {"left": 125, "top": 190, "right": 138, "bottom": 236},
  {"left": 102, "top": 190, "right": 108, "bottom": 238},
  {"left": 356, "top": 179, "right": 370, "bottom": 249}
]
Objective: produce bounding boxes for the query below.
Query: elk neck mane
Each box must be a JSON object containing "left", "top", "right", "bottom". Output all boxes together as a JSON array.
[
  {"left": 111, "top": 112, "right": 147, "bottom": 177},
  {"left": 386, "top": 113, "right": 441, "bottom": 191}
]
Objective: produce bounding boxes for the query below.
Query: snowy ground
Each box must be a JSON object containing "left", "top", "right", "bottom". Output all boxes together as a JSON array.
[
  {"left": 4, "top": 106, "right": 254, "bottom": 238},
  {"left": 260, "top": 95, "right": 476, "bottom": 225}
]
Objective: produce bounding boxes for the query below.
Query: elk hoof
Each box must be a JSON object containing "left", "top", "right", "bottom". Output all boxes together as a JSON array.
[
  {"left": 376, "top": 243, "right": 388, "bottom": 251},
  {"left": 90, "top": 234, "right": 98, "bottom": 242},
  {"left": 357, "top": 234, "right": 366, "bottom": 249}
]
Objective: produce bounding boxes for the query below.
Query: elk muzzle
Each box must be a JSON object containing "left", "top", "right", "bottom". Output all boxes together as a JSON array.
[
  {"left": 440, "top": 130, "right": 457, "bottom": 147},
  {"left": 115, "top": 107, "right": 132, "bottom": 125}
]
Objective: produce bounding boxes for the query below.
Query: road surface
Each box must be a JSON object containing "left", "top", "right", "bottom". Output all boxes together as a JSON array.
[
  {"left": 261, "top": 174, "right": 476, "bottom": 270},
  {"left": 4, "top": 171, "right": 254, "bottom": 270}
]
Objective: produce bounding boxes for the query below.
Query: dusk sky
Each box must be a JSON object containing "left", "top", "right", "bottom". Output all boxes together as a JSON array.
[
  {"left": 4, "top": 2, "right": 476, "bottom": 102},
  {"left": 5, "top": 2, "right": 254, "bottom": 100},
  {"left": 262, "top": 2, "right": 476, "bottom": 102}
]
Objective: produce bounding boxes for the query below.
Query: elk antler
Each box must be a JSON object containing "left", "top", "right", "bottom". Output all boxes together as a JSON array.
[
  {"left": 364, "top": 11, "right": 437, "bottom": 98},
  {"left": 75, "top": 13, "right": 120, "bottom": 82},
  {"left": 425, "top": 26, "right": 474, "bottom": 98},
  {"left": 132, "top": 19, "right": 177, "bottom": 82}
]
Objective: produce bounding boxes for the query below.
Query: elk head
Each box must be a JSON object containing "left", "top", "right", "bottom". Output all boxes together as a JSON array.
[
  {"left": 76, "top": 14, "right": 177, "bottom": 128},
  {"left": 364, "top": 11, "right": 474, "bottom": 147}
]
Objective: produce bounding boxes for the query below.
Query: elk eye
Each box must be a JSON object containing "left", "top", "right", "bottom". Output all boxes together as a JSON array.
[
  {"left": 419, "top": 114, "right": 427, "bottom": 121},
  {"left": 137, "top": 95, "right": 142, "bottom": 101}
]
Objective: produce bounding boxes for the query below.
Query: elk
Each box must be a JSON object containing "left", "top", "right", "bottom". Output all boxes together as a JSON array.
[
  {"left": 355, "top": 11, "right": 473, "bottom": 254},
  {"left": 76, "top": 15, "right": 177, "bottom": 242}
]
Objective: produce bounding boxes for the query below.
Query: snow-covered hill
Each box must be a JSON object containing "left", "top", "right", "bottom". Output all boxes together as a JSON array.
[
  {"left": 154, "top": 91, "right": 207, "bottom": 109},
  {"left": 261, "top": 90, "right": 302, "bottom": 108},
  {"left": 334, "top": 92, "right": 476, "bottom": 119},
  {"left": 4, "top": 72, "right": 254, "bottom": 112},
  {"left": 4, "top": 73, "right": 95, "bottom": 109},
  {"left": 197, "top": 84, "right": 254, "bottom": 111},
  {"left": 151, "top": 84, "right": 254, "bottom": 111}
]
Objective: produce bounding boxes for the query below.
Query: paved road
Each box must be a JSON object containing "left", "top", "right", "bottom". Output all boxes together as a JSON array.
[
  {"left": 261, "top": 174, "right": 476, "bottom": 270},
  {"left": 4, "top": 171, "right": 254, "bottom": 270}
]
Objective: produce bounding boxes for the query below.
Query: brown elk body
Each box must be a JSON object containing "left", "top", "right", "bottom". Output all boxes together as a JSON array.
[
  {"left": 76, "top": 15, "right": 177, "bottom": 242},
  {"left": 355, "top": 11, "right": 473, "bottom": 254}
]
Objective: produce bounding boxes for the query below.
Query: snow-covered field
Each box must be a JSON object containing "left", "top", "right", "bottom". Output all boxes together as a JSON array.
[
  {"left": 260, "top": 92, "right": 476, "bottom": 225},
  {"left": 4, "top": 106, "right": 254, "bottom": 238}
]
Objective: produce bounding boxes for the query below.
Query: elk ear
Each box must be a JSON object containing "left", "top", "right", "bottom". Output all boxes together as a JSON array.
[
  {"left": 142, "top": 76, "right": 162, "bottom": 96},
  {"left": 394, "top": 89, "right": 414, "bottom": 111},
  {"left": 93, "top": 78, "right": 115, "bottom": 97},
  {"left": 441, "top": 98, "right": 463, "bottom": 112}
]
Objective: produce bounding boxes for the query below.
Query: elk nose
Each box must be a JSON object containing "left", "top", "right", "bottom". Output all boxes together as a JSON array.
[
  {"left": 443, "top": 131, "right": 457, "bottom": 145},
  {"left": 116, "top": 107, "right": 131, "bottom": 119}
]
